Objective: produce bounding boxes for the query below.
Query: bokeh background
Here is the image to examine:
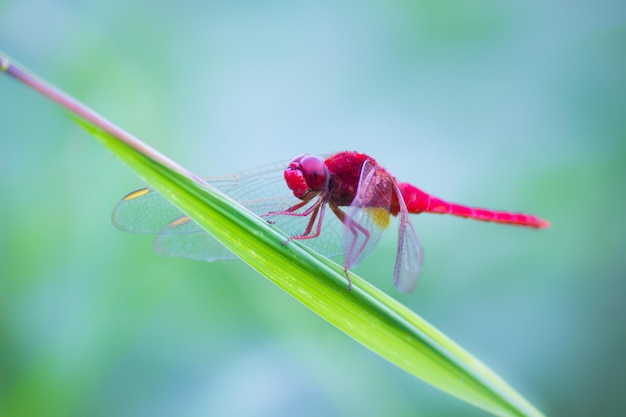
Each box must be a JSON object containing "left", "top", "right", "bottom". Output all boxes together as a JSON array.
[{"left": 1, "top": 1, "right": 624, "bottom": 416}]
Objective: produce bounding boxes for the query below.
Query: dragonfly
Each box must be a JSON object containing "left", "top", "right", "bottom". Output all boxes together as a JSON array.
[{"left": 112, "top": 151, "right": 549, "bottom": 292}]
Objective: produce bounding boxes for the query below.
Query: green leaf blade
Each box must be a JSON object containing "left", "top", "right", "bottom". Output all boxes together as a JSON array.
[{"left": 84, "top": 121, "right": 543, "bottom": 417}]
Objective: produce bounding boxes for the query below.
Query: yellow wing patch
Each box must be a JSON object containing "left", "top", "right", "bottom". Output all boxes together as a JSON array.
[
  {"left": 123, "top": 188, "right": 150, "bottom": 201},
  {"left": 364, "top": 207, "right": 391, "bottom": 229},
  {"left": 168, "top": 216, "right": 191, "bottom": 229}
]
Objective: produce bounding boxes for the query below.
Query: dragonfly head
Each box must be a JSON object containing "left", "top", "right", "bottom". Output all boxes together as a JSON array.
[{"left": 284, "top": 154, "right": 328, "bottom": 200}]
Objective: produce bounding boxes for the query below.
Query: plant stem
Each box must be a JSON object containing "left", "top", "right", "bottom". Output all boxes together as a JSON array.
[{"left": 0, "top": 52, "right": 202, "bottom": 183}]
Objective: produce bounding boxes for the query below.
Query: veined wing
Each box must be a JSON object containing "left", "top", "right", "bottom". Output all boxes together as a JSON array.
[
  {"left": 390, "top": 180, "right": 423, "bottom": 293},
  {"left": 343, "top": 159, "right": 393, "bottom": 269},
  {"left": 112, "top": 158, "right": 346, "bottom": 261},
  {"left": 343, "top": 159, "right": 423, "bottom": 292},
  {"left": 112, "top": 160, "right": 294, "bottom": 234}
]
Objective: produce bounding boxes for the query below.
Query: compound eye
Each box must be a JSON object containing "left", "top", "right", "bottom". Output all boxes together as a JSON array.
[
  {"left": 299, "top": 155, "right": 327, "bottom": 191},
  {"left": 289, "top": 154, "right": 307, "bottom": 167}
]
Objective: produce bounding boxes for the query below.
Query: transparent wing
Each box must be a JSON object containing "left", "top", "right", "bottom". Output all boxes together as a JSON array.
[
  {"left": 112, "top": 187, "right": 195, "bottom": 234},
  {"left": 153, "top": 217, "right": 236, "bottom": 261},
  {"left": 343, "top": 159, "right": 392, "bottom": 269},
  {"left": 391, "top": 181, "right": 423, "bottom": 293},
  {"left": 152, "top": 194, "right": 347, "bottom": 262},
  {"left": 112, "top": 161, "right": 295, "bottom": 234},
  {"left": 112, "top": 158, "right": 346, "bottom": 261}
]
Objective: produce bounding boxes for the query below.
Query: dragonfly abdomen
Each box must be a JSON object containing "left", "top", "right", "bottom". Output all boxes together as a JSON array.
[
  {"left": 398, "top": 182, "right": 549, "bottom": 229},
  {"left": 437, "top": 202, "right": 550, "bottom": 228}
]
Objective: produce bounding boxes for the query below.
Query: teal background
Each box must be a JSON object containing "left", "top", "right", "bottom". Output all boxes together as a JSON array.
[{"left": 1, "top": 1, "right": 624, "bottom": 416}]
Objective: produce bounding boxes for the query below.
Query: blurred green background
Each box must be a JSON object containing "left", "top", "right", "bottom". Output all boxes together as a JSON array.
[{"left": 1, "top": 1, "right": 624, "bottom": 416}]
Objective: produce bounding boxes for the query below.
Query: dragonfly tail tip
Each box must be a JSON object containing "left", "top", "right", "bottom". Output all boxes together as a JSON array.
[{"left": 538, "top": 219, "right": 551, "bottom": 229}]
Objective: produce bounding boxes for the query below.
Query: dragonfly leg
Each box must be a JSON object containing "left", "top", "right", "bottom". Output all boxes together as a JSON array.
[
  {"left": 330, "top": 205, "right": 371, "bottom": 266},
  {"left": 288, "top": 202, "right": 327, "bottom": 241},
  {"left": 263, "top": 199, "right": 316, "bottom": 217},
  {"left": 344, "top": 269, "right": 353, "bottom": 291},
  {"left": 263, "top": 196, "right": 330, "bottom": 243},
  {"left": 262, "top": 201, "right": 310, "bottom": 225},
  {"left": 348, "top": 220, "right": 371, "bottom": 268},
  {"left": 329, "top": 204, "right": 371, "bottom": 290}
]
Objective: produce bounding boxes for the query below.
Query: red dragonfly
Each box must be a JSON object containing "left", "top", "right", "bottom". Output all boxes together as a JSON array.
[{"left": 113, "top": 151, "right": 549, "bottom": 292}]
